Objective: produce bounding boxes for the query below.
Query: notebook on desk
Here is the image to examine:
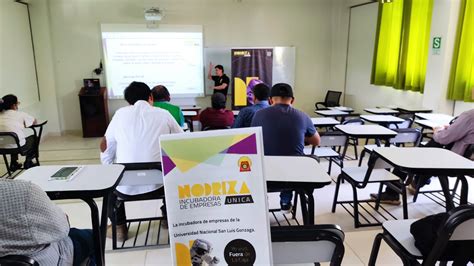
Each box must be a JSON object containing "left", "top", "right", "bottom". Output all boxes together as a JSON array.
[{"left": 49, "top": 166, "right": 83, "bottom": 181}]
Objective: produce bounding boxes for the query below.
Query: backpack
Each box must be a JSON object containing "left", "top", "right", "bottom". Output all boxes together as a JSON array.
[{"left": 410, "top": 212, "right": 474, "bottom": 265}]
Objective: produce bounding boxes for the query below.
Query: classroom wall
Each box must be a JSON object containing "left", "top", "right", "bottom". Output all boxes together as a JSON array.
[
  {"left": 28, "top": 0, "right": 62, "bottom": 134},
  {"left": 341, "top": 0, "right": 474, "bottom": 116},
  {"left": 342, "top": 1, "right": 424, "bottom": 113},
  {"left": 28, "top": 0, "right": 346, "bottom": 133}
]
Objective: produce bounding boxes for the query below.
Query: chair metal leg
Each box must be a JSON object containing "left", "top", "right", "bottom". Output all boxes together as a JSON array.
[
  {"left": 328, "top": 158, "right": 332, "bottom": 175},
  {"left": 412, "top": 176, "right": 424, "bottom": 203},
  {"left": 292, "top": 191, "right": 298, "bottom": 219},
  {"left": 353, "top": 140, "right": 359, "bottom": 160},
  {"left": 331, "top": 174, "right": 343, "bottom": 213},
  {"left": 351, "top": 183, "right": 360, "bottom": 228},
  {"left": 374, "top": 183, "right": 384, "bottom": 210},
  {"left": 451, "top": 176, "right": 460, "bottom": 198},
  {"left": 2, "top": 154, "right": 11, "bottom": 177},
  {"left": 358, "top": 149, "right": 366, "bottom": 167},
  {"left": 368, "top": 233, "right": 384, "bottom": 266},
  {"left": 401, "top": 182, "right": 408, "bottom": 219},
  {"left": 439, "top": 176, "right": 455, "bottom": 211}
]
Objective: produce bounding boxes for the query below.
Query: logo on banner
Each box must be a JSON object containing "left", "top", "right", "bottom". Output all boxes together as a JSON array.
[
  {"left": 233, "top": 50, "right": 251, "bottom": 57},
  {"left": 238, "top": 156, "right": 252, "bottom": 172},
  {"left": 178, "top": 181, "right": 254, "bottom": 209}
]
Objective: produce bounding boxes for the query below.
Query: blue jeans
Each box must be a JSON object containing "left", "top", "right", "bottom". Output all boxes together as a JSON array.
[
  {"left": 280, "top": 190, "right": 293, "bottom": 205},
  {"left": 69, "top": 228, "right": 95, "bottom": 266}
]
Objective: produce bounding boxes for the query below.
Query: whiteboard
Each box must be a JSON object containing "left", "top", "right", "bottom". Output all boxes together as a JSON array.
[
  {"left": 0, "top": 1, "right": 39, "bottom": 106},
  {"left": 204, "top": 46, "right": 296, "bottom": 95}
]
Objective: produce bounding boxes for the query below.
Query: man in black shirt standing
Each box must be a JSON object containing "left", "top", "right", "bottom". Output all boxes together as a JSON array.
[{"left": 207, "top": 62, "right": 230, "bottom": 96}]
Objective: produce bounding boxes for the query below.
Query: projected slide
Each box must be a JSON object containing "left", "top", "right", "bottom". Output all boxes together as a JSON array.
[{"left": 102, "top": 27, "right": 204, "bottom": 98}]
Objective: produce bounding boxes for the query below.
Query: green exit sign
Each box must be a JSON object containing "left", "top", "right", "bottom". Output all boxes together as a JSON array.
[{"left": 432, "top": 37, "right": 442, "bottom": 55}]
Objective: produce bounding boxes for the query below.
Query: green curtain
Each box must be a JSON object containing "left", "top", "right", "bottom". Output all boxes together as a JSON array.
[
  {"left": 447, "top": 0, "right": 474, "bottom": 102},
  {"left": 371, "top": 0, "right": 434, "bottom": 93}
]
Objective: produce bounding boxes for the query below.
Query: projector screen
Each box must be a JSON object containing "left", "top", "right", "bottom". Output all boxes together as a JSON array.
[{"left": 101, "top": 24, "right": 204, "bottom": 98}]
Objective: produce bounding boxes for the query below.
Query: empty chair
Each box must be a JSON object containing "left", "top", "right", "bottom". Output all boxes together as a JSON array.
[
  {"left": 271, "top": 225, "right": 345, "bottom": 265},
  {"left": 109, "top": 162, "right": 166, "bottom": 250},
  {"left": 0, "top": 132, "right": 40, "bottom": 176},
  {"left": 358, "top": 128, "right": 421, "bottom": 166},
  {"left": 332, "top": 152, "right": 408, "bottom": 228},
  {"left": 315, "top": 90, "right": 342, "bottom": 110},
  {"left": 311, "top": 131, "right": 348, "bottom": 175},
  {"left": 368, "top": 205, "right": 474, "bottom": 265},
  {"left": 0, "top": 255, "right": 38, "bottom": 266},
  {"left": 341, "top": 118, "right": 365, "bottom": 160}
]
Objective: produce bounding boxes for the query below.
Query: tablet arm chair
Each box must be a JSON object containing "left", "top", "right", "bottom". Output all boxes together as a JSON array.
[
  {"left": 0, "top": 132, "right": 24, "bottom": 176},
  {"left": 271, "top": 225, "right": 345, "bottom": 266},
  {"left": 315, "top": 90, "right": 342, "bottom": 110},
  {"left": 369, "top": 205, "right": 474, "bottom": 266}
]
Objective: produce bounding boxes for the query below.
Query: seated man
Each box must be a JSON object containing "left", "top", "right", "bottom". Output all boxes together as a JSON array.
[
  {"left": 151, "top": 85, "right": 185, "bottom": 127},
  {"left": 100, "top": 81, "right": 183, "bottom": 241},
  {"left": 251, "top": 83, "right": 320, "bottom": 212},
  {"left": 0, "top": 179, "right": 94, "bottom": 266},
  {"left": 0, "top": 94, "right": 37, "bottom": 170},
  {"left": 233, "top": 83, "right": 270, "bottom": 128},
  {"left": 373, "top": 108, "right": 474, "bottom": 203},
  {"left": 199, "top": 93, "right": 234, "bottom": 129}
]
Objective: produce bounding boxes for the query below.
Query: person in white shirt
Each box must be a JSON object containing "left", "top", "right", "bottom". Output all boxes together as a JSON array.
[
  {"left": 0, "top": 94, "right": 37, "bottom": 170},
  {"left": 100, "top": 81, "right": 183, "bottom": 241}
]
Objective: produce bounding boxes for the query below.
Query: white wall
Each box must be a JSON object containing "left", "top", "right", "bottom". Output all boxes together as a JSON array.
[
  {"left": 340, "top": 0, "right": 473, "bottom": 116},
  {"left": 0, "top": 1, "right": 41, "bottom": 116},
  {"left": 28, "top": 0, "right": 62, "bottom": 134},
  {"left": 28, "top": 0, "right": 340, "bottom": 132},
  {"left": 343, "top": 2, "right": 424, "bottom": 113}
]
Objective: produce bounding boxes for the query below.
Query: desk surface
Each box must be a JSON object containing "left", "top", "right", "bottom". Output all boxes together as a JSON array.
[
  {"left": 315, "top": 110, "right": 350, "bottom": 116},
  {"left": 183, "top": 110, "right": 198, "bottom": 116},
  {"left": 414, "top": 119, "right": 441, "bottom": 129},
  {"left": 329, "top": 106, "right": 354, "bottom": 112},
  {"left": 364, "top": 108, "right": 399, "bottom": 115},
  {"left": 373, "top": 147, "right": 474, "bottom": 175},
  {"left": 16, "top": 165, "right": 125, "bottom": 193},
  {"left": 397, "top": 107, "right": 432, "bottom": 113},
  {"left": 415, "top": 113, "right": 454, "bottom": 124},
  {"left": 311, "top": 117, "right": 340, "bottom": 127},
  {"left": 361, "top": 115, "right": 405, "bottom": 124},
  {"left": 264, "top": 156, "right": 331, "bottom": 184},
  {"left": 335, "top": 124, "right": 397, "bottom": 138},
  {"left": 180, "top": 106, "right": 201, "bottom": 111}
]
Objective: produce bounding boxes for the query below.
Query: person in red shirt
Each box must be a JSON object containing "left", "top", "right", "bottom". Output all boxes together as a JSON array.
[{"left": 199, "top": 93, "right": 234, "bottom": 130}]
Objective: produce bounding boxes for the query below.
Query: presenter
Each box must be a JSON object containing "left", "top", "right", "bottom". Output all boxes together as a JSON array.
[{"left": 207, "top": 62, "right": 230, "bottom": 97}]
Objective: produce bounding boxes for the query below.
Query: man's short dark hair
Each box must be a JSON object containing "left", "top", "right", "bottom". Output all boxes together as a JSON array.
[
  {"left": 211, "top": 93, "right": 226, "bottom": 109},
  {"left": 252, "top": 83, "right": 270, "bottom": 101},
  {"left": 215, "top": 65, "right": 224, "bottom": 72},
  {"left": 124, "top": 81, "right": 151, "bottom": 105},
  {"left": 151, "top": 85, "right": 170, "bottom": 102}
]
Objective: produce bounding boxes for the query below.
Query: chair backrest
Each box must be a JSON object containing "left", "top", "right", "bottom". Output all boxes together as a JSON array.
[
  {"left": 357, "top": 152, "right": 393, "bottom": 186},
  {"left": 389, "top": 128, "right": 421, "bottom": 146},
  {"left": 318, "top": 132, "right": 348, "bottom": 148},
  {"left": 423, "top": 205, "right": 474, "bottom": 265},
  {"left": 463, "top": 144, "right": 474, "bottom": 160},
  {"left": 389, "top": 118, "right": 413, "bottom": 129},
  {"left": 0, "top": 132, "right": 22, "bottom": 150},
  {"left": 271, "top": 225, "right": 345, "bottom": 265},
  {"left": 342, "top": 118, "right": 364, "bottom": 125},
  {"left": 202, "top": 126, "right": 231, "bottom": 131},
  {"left": 116, "top": 162, "right": 164, "bottom": 200},
  {"left": 0, "top": 255, "right": 38, "bottom": 266},
  {"left": 325, "top": 91, "right": 342, "bottom": 107}
]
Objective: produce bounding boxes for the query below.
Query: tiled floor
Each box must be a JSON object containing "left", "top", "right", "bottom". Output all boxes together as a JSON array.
[{"left": 2, "top": 133, "right": 472, "bottom": 265}]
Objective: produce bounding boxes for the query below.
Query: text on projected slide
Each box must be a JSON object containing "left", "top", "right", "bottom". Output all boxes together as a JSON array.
[{"left": 102, "top": 31, "right": 204, "bottom": 98}]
